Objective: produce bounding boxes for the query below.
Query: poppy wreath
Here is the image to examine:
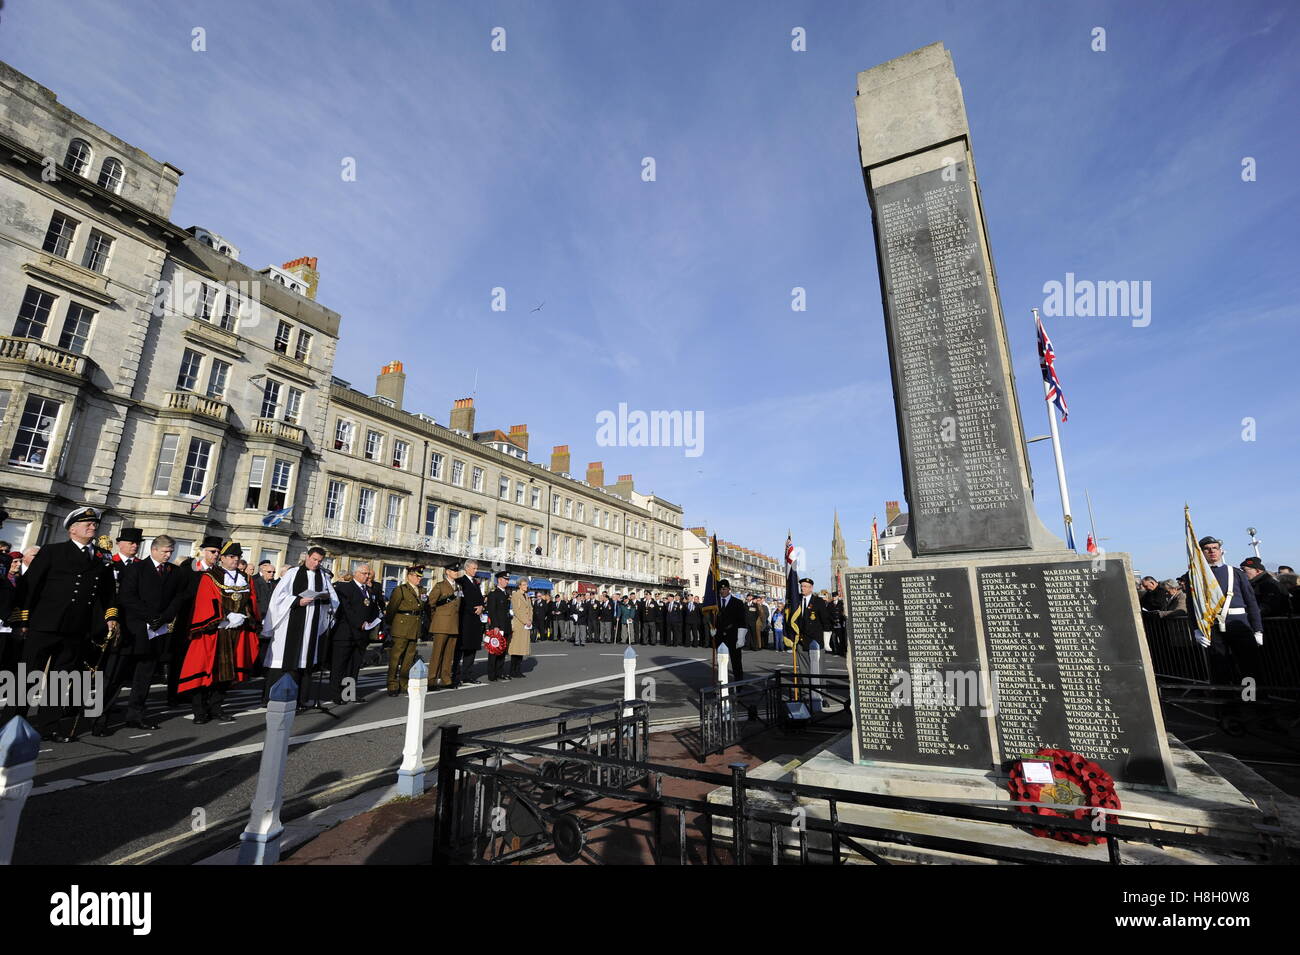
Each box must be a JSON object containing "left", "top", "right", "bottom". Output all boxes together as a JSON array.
[
  {"left": 483, "top": 627, "right": 508, "bottom": 656},
  {"left": 1006, "top": 747, "right": 1121, "bottom": 846}
]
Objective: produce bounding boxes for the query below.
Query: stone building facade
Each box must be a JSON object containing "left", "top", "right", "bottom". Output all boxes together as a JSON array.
[{"left": 0, "top": 59, "right": 688, "bottom": 596}]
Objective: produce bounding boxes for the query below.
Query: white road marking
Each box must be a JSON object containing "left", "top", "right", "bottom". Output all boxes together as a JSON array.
[
  {"left": 128, "top": 734, "right": 151, "bottom": 740},
  {"left": 29, "top": 660, "right": 698, "bottom": 797}
]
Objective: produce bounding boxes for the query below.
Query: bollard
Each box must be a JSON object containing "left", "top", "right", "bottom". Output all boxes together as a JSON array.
[
  {"left": 622, "top": 646, "right": 637, "bottom": 717},
  {"left": 717, "top": 644, "right": 731, "bottom": 720},
  {"left": 0, "top": 718, "right": 40, "bottom": 865},
  {"left": 237, "top": 673, "right": 298, "bottom": 865},
  {"left": 809, "top": 641, "right": 824, "bottom": 714},
  {"left": 398, "top": 659, "right": 429, "bottom": 796}
]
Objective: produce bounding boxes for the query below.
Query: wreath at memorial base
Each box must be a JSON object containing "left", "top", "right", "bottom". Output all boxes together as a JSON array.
[{"left": 1007, "top": 747, "right": 1120, "bottom": 846}]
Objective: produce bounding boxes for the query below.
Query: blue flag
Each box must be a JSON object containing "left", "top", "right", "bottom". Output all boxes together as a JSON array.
[{"left": 262, "top": 506, "right": 293, "bottom": 527}]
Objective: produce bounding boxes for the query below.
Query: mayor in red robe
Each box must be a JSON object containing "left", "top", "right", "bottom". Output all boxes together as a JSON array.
[{"left": 179, "top": 541, "right": 261, "bottom": 724}]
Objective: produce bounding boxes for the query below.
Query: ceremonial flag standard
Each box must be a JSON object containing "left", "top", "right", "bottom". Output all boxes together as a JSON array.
[
  {"left": 701, "top": 535, "right": 720, "bottom": 617},
  {"left": 1184, "top": 505, "right": 1227, "bottom": 648},
  {"left": 869, "top": 517, "right": 881, "bottom": 566}
]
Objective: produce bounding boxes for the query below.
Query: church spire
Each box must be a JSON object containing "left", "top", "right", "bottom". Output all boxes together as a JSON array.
[{"left": 831, "top": 510, "right": 847, "bottom": 560}]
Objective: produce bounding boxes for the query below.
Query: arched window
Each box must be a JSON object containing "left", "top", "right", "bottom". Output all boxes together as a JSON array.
[
  {"left": 63, "top": 139, "right": 92, "bottom": 176},
  {"left": 97, "top": 157, "right": 124, "bottom": 193}
]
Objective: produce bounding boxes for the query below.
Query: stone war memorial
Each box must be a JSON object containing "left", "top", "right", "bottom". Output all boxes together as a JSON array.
[{"left": 790, "top": 44, "right": 1284, "bottom": 858}]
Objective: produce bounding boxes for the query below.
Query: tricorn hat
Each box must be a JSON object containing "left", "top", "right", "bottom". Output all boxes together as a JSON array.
[
  {"left": 117, "top": 527, "right": 144, "bottom": 543},
  {"left": 64, "top": 506, "right": 102, "bottom": 529},
  {"left": 221, "top": 541, "right": 243, "bottom": 557}
]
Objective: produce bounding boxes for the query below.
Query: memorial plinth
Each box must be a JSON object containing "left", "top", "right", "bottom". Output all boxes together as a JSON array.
[{"left": 844, "top": 43, "right": 1176, "bottom": 790}]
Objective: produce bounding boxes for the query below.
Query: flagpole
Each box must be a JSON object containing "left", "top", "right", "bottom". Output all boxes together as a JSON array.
[
  {"left": 1033, "top": 308, "right": 1075, "bottom": 549},
  {"left": 1085, "top": 488, "right": 1099, "bottom": 551}
]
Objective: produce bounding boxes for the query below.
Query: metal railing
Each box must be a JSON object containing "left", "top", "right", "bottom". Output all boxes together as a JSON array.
[
  {"left": 1143, "top": 614, "right": 1300, "bottom": 692},
  {"left": 434, "top": 702, "right": 651, "bottom": 864},
  {"left": 697, "top": 670, "right": 852, "bottom": 761},
  {"left": 431, "top": 706, "right": 1290, "bottom": 866}
]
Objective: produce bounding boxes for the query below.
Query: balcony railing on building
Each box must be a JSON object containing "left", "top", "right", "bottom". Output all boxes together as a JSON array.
[
  {"left": 0, "top": 335, "right": 88, "bottom": 378},
  {"left": 253, "top": 417, "right": 306, "bottom": 443},
  {"left": 309, "top": 518, "right": 659, "bottom": 582},
  {"left": 164, "top": 390, "right": 231, "bottom": 423}
]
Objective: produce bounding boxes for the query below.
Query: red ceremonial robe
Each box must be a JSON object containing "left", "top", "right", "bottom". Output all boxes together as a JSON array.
[{"left": 179, "top": 569, "right": 261, "bottom": 693}]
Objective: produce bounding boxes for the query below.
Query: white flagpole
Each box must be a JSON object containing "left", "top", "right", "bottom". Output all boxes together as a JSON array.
[{"left": 1033, "top": 309, "right": 1074, "bottom": 549}]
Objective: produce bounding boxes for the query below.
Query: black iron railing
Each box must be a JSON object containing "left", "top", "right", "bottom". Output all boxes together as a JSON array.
[
  {"left": 1143, "top": 614, "right": 1300, "bottom": 693},
  {"left": 431, "top": 716, "right": 1290, "bottom": 865},
  {"left": 696, "top": 670, "right": 852, "bottom": 761}
]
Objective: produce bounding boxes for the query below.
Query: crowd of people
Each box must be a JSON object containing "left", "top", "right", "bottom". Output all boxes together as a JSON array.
[
  {"left": 1136, "top": 553, "right": 1299, "bottom": 620},
  {"left": 0, "top": 505, "right": 853, "bottom": 744}
]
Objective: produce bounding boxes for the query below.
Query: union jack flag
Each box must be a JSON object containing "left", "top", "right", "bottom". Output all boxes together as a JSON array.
[
  {"left": 784, "top": 533, "right": 795, "bottom": 567},
  {"left": 1036, "top": 312, "right": 1069, "bottom": 422}
]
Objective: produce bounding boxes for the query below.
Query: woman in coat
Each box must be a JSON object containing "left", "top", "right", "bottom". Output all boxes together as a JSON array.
[{"left": 509, "top": 576, "right": 533, "bottom": 679}]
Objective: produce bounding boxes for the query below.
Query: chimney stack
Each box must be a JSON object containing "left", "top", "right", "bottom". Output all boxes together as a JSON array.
[
  {"left": 508, "top": 424, "right": 529, "bottom": 452},
  {"left": 550, "top": 445, "right": 570, "bottom": 475},
  {"left": 586, "top": 461, "right": 605, "bottom": 486},
  {"left": 450, "top": 398, "right": 475, "bottom": 434},
  {"left": 281, "top": 256, "right": 319, "bottom": 300},
  {"left": 375, "top": 360, "right": 405, "bottom": 409},
  {"left": 885, "top": 500, "right": 901, "bottom": 524},
  {"left": 610, "top": 473, "right": 634, "bottom": 499}
]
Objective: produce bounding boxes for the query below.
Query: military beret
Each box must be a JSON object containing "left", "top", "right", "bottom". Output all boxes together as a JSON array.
[
  {"left": 1240, "top": 557, "right": 1265, "bottom": 571},
  {"left": 1197, "top": 536, "right": 1222, "bottom": 547}
]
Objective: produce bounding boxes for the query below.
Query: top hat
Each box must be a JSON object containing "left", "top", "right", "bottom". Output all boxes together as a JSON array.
[{"left": 117, "top": 527, "right": 144, "bottom": 543}]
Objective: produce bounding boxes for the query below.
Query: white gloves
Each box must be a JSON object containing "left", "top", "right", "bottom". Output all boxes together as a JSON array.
[
  {"left": 1194, "top": 632, "right": 1211, "bottom": 648},
  {"left": 223, "top": 612, "right": 247, "bottom": 629},
  {"left": 1255, "top": 632, "right": 1264, "bottom": 646},
  {"left": 364, "top": 618, "right": 382, "bottom": 630}
]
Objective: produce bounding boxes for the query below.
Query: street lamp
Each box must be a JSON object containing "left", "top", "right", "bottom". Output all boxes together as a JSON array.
[{"left": 1247, "top": 527, "right": 1261, "bottom": 560}]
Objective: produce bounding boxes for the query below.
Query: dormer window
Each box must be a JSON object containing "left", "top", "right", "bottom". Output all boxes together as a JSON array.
[
  {"left": 63, "top": 139, "right": 92, "bottom": 177},
  {"left": 97, "top": 157, "right": 124, "bottom": 193}
]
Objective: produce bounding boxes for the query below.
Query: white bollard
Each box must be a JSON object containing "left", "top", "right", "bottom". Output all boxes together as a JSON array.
[
  {"left": 0, "top": 717, "right": 40, "bottom": 865},
  {"left": 622, "top": 646, "right": 637, "bottom": 717},
  {"left": 398, "top": 659, "right": 429, "bottom": 796},
  {"left": 717, "top": 644, "right": 731, "bottom": 720},
  {"left": 237, "top": 673, "right": 298, "bottom": 865},
  {"left": 809, "top": 641, "right": 824, "bottom": 713}
]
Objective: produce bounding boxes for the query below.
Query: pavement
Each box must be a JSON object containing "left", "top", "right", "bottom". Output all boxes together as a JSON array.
[{"left": 10, "top": 641, "right": 840, "bottom": 865}]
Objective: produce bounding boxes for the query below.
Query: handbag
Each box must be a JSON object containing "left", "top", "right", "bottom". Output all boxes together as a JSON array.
[{"left": 483, "top": 627, "right": 508, "bottom": 656}]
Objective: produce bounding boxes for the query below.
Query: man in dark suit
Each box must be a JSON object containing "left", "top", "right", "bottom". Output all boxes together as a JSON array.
[
  {"left": 665, "top": 595, "right": 684, "bottom": 647},
  {"left": 92, "top": 534, "right": 181, "bottom": 735},
  {"left": 332, "top": 563, "right": 383, "bottom": 704},
  {"left": 253, "top": 560, "right": 277, "bottom": 615},
  {"left": 7, "top": 507, "right": 118, "bottom": 741},
  {"left": 485, "top": 571, "right": 512, "bottom": 681},
  {"left": 788, "top": 578, "right": 829, "bottom": 678},
  {"left": 685, "top": 594, "right": 704, "bottom": 648},
  {"left": 454, "top": 559, "right": 485, "bottom": 686},
  {"left": 714, "top": 579, "right": 748, "bottom": 679}
]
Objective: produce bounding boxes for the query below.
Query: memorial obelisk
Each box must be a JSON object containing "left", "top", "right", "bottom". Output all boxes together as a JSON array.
[{"left": 844, "top": 43, "right": 1175, "bottom": 789}]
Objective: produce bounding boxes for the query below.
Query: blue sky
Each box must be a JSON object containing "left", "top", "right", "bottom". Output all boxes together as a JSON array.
[{"left": 3, "top": 0, "right": 1297, "bottom": 585}]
